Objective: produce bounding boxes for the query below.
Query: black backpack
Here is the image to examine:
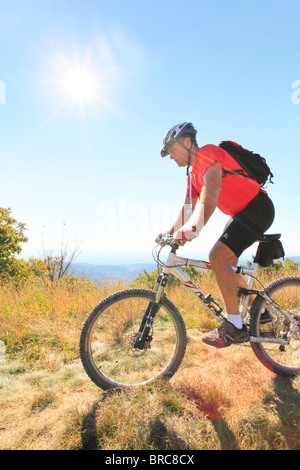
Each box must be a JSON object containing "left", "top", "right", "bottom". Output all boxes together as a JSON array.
[{"left": 219, "top": 140, "right": 274, "bottom": 188}]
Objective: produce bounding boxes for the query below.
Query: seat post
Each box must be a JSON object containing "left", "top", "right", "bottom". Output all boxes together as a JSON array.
[
  {"left": 253, "top": 241, "right": 263, "bottom": 265},
  {"left": 240, "top": 258, "right": 258, "bottom": 317}
]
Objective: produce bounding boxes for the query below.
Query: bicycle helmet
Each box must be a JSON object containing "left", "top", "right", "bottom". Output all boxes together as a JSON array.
[{"left": 160, "top": 122, "right": 197, "bottom": 157}]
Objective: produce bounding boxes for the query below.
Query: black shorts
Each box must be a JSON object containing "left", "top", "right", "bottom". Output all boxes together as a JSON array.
[{"left": 219, "top": 191, "right": 275, "bottom": 258}]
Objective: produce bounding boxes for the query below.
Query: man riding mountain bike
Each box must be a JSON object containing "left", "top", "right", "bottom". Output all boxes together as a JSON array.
[{"left": 157, "top": 122, "right": 275, "bottom": 348}]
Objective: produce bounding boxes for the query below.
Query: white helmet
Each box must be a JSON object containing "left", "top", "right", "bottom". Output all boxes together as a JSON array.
[{"left": 160, "top": 122, "right": 197, "bottom": 157}]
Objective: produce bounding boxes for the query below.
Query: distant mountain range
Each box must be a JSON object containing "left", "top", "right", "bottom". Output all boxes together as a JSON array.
[
  {"left": 71, "top": 256, "right": 300, "bottom": 286},
  {"left": 71, "top": 262, "right": 157, "bottom": 285}
]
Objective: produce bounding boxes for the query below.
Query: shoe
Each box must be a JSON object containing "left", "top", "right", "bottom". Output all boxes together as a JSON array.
[
  {"left": 245, "top": 308, "right": 273, "bottom": 326},
  {"left": 202, "top": 320, "right": 250, "bottom": 349},
  {"left": 259, "top": 309, "right": 273, "bottom": 324}
]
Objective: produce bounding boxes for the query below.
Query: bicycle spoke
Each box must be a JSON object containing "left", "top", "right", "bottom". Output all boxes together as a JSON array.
[
  {"left": 250, "top": 277, "right": 300, "bottom": 376},
  {"left": 85, "top": 293, "right": 182, "bottom": 387}
]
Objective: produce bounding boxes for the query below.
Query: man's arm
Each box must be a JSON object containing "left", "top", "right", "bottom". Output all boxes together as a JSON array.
[
  {"left": 173, "top": 163, "right": 222, "bottom": 243},
  {"left": 169, "top": 196, "right": 198, "bottom": 235},
  {"left": 194, "top": 162, "right": 222, "bottom": 230}
]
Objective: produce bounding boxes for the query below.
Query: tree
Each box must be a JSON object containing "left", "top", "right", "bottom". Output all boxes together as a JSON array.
[
  {"left": 0, "top": 207, "right": 28, "bottom": 279},
  {"left": 41, "top": 240, "right": 81, "bottom": 281}
]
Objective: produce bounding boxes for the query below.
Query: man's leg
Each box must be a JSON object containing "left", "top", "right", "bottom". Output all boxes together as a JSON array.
[
  {"left": 202, "top": 194, "right": 275, "bottom": 348},
  {"left": 202, "top": 240, "right": 250, "bottom": 348},
  {"left": 209, "top": 240, "right": 240, "bottom": 315},
  {"left": 209, "top": 240, "right": 256, "bottom": 310}
]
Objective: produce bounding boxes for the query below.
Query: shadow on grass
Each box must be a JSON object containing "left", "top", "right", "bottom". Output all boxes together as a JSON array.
[
  {"left": 263, "top": 375, "right": 300, "bottom": 449},
  {"left": 80, "top": 389, "right": 124, "bottom": 450},
  {"left": 81, "top": 400, "right": 101, "bottom": 450},
  {"left": 149, "top": 417, "right": 190, "bottom": 450},
  {"left": 79, "top": 375, "right": 300, "bottom": 451}
]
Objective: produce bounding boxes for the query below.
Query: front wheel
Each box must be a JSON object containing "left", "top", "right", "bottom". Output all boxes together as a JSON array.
[
  {"left": 79, "top": 289, "right": 187, "bottom": 390},
  {"left": 250, "top": 276, "right": 300, "bottom": 377}
]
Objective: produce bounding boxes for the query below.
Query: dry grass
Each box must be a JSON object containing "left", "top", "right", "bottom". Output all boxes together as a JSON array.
[
  {"left": 0, "top": 269, "right": 299, "bottom": 450},
  {"left": 0, "top": 277, "right": 126, "bottom": 366}
]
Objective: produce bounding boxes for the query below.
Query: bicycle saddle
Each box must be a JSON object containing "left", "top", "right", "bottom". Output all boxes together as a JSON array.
[{"left": 257, "top": 233, "right": 281, "bottom": 242}]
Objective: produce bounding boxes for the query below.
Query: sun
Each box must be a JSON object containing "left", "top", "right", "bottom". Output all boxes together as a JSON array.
[
  {"left": 48, "top": 50, "right": 121, "bottom": 122},
  {"left": 59, "top": 66, "right": 97, "bottom": 103},
  {"left": 54, "top": 56, "right": 100, "bottom": 106}
]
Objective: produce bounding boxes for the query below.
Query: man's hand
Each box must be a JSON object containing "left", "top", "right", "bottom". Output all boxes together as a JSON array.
[{"left": 173, "top": 226, "right": 199, "bottom": 245}]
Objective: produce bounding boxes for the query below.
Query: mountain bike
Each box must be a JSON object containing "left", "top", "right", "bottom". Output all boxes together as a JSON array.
[{"left": 80, "top": 233, "right": 300, "bottom": 390}]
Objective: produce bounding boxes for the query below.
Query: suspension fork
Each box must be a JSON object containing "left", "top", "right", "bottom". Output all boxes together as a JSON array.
[{"left": 133, "top": 271, "right": 169, "bottom": 350}]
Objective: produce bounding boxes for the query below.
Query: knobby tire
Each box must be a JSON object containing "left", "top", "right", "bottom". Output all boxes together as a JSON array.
[
  {"left": 250, "top": 276, "right": 300, "bottom": 377},
  {"left": 79, "top": 289, "right": 187, "bottom": 390}
]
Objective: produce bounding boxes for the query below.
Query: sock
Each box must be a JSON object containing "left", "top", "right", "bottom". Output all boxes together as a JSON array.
[
  {"left": 247, "top": 307, "right": 265, "bottom": 314},
  {"left": 226, "top": 313, "right": 243, "bottom": 329}
]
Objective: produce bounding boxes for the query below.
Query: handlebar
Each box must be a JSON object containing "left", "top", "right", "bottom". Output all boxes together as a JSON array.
[
  {"left": 156, "top": 233, "right": 174, "bottom": 246},
  {"left": 156, "top": 233, "right": 180, "bottom": 251}
]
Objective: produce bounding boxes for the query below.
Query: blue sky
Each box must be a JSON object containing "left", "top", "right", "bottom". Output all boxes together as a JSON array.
[{"left": 1, "top": 0, "right": 300, "bottom": 264}]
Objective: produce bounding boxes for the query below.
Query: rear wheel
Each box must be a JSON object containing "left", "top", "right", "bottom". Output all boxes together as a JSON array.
[
  {"left": 250, "top": 276, "right": 300, "bottom": 377},
  {"left": 80, "top": 289, "right": 187, "bottom": 390}
]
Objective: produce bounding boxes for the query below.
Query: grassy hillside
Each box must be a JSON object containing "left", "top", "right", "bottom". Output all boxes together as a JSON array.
[{"left": 0, "top": 267, "right": 299, "bottom": 450}]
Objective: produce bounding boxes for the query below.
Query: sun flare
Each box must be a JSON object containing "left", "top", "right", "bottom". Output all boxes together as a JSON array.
[
  {"left": 59, "top": 66, "right": 97, "bottom": 103},
  {"left": 49, "top": 46, "right": 125, "bottom": 122},
  {"left": 53, "top": 54, "right": 102, "bottom": 106}
]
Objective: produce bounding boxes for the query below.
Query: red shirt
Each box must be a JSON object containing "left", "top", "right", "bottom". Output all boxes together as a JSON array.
[{"left": 186, "top": 144, "right": 264, "bottom": 217}]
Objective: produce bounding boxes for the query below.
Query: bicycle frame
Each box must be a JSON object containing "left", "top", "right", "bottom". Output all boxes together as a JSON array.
[
  {"left": 150, "top": 244, "right": 298, "bottom": 346},
  {"left": 153, "top": 247, "right": 257, "bottom": 322}
]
